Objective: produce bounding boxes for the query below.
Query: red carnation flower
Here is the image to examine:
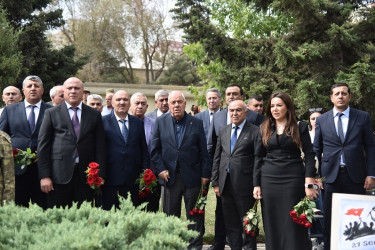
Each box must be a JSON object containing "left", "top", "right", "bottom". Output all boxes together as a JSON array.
[
  {"left": 290, "top": 210, "right": 297, "bottom": 218},
  {"left": 88, "top": 168, "right": 99, "bottom": 176},
  {"left": 12, "top": 148, "right": 19, "bottom": 156},
  {"left": 89, "top": 162, "right": 99, "bottom": 169},
  {"left": 305, "top": 222, "right": 312, "bottom": 228},
  {"left": 244, "top": 219, "right": 249, "bottom": 225},
  {"left": 300, "top": 213, "right": 307, "bottom": 220},
  {"left": 87, "top": 175, "right": 95, "bottom": 186},
  {"left": 143, "top": 173, "right": 153, "bottom": 185},
  {"left": 189, "top": 210, "right": 195, "bottom": 216},
  {"left": 94, "top": 176, "right": 102, "bottom": 186}
]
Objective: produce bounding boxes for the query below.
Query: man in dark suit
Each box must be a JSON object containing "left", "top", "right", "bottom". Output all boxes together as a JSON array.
[
  {"left": 207, "top": 84, "right": 263, "bottom": 250},
  {"left": 151, "top": 90, "right": 210, "bottom": 250},
  {"left": 195, "top": 88, "right": 221, "bottom": 138},
  {"left": 102, "top": 90, "right": 149, "bottom": 210},
  {"left": 0, "top": 76, "right": 52, "bottom": 209},
  {"left": 38, "top": 77, "right": 106, "bottom": 208},
  {"left": 314, "top": 82, "right": 375, "bottom": 250},
  {"left": 129, "top": 92, "right": 159, "bottom": 212},
  {"left": 212, "top": 100, "right": 258, "bottom": 250},
  {"left": 145, "top": 89, "right": 169, "bottom": 119}
]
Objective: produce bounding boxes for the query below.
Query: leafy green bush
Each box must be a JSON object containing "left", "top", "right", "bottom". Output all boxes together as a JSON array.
[{"left": 0, "top": 197, "right": 197, "bottom": 249}]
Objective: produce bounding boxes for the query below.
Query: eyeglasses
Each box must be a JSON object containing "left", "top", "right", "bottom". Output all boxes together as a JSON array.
[{"left": 309, "top": 108, "right": 323, "bottom": 113}]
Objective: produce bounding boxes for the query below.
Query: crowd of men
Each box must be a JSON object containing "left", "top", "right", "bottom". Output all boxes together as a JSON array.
[{"left": 0, "top": 75, "right": 374, "bottom": 250}]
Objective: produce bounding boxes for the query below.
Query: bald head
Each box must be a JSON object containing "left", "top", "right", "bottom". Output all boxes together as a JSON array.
[
  {"left": 2, "top": 86, "right": 22, "bottom": 105},
  {"left": 63, "top": 77, "right": 84, "bottom": 107}
]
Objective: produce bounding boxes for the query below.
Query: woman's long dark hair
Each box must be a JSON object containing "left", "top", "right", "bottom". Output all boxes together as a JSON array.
[{"left": 261, "top": 92, "right": 301, "bottom": 147}]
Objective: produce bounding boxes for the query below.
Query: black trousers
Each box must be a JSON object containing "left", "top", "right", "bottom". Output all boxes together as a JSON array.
[
  {"left": 141, "top": 183, "right": 161, "bottom": 212},
  {"left": 221, "top": 176, "right": 257, "bottom": 250},
  {"left": 164, "top": 174, "right": 203, "bottom": 250},
  {"left": 323, "top": 171, "right": 366, "bottom": 250},
  {"left": 101, "top": 182, "right": 140, "bottom": 210},
  {"left": 15, "top": 163, "right": 46, "bottom": 209},
  {"left": 47, "top": 165, "right": 94, "bottom": 208}
]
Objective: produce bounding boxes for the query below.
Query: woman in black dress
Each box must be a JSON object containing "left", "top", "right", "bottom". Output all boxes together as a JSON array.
[{"left": 253, "top": 92, "right": 319, "bottom": 250}]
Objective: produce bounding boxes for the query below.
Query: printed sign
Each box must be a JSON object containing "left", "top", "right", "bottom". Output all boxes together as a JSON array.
[{"left": 331, "top": 193, "right": 375, "bottom": 250}]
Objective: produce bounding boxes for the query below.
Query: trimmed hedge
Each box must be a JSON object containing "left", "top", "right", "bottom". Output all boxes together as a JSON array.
[{"left": 0, "top": 197, "right": 197, "bottom": 249}]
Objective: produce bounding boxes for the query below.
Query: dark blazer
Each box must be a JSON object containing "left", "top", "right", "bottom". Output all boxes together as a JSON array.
[
  {"left": 211, "top": 121, "right": 259, "bottom": 196},
  {"left": 145, "top": 109, "right": 158, "bottom": 120},
  {"left": 151, "top": 113, "right": 210, "bottom": 188},
  {"left": 38, "top": 103, "right": 106, "bottom": 184},
  {"left": 0, "top": 101, "right": 52, "bottom": 175},
  {"left": 195, "top": 110, "right": 211, "bottom": 139},
  {"left": 314, "top": 108, "right": 375, "bottom": 184},
  {"left": 102, "top": 113, "right": 149, "bottom": 186},
  {"left": 208, "top": 108, "right": 263, "bottom": 161}
]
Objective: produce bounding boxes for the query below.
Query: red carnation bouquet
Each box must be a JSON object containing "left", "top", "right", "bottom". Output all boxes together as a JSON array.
[
  {"left": 85, "top": 162, "right": 103, "bottom": 189},
  {"left": 243, "top": 199, "right": 260, "bottom": 236},
  {"left": 12, "top": 148, "right": 36, "bottom": 169},
  {"left": 189, "top": 184, "right": 209, "bottom": 216},
  {"left": 136, "top": 169, "right": 157, "bottom": 199},
  {"left": 290, "top": 196, "right": 316, "bottom": 228}
]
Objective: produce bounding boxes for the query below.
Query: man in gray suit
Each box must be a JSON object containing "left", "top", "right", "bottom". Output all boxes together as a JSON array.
[
  {"left": 207, "top": 84, "right": 263, "bottom": 250},
  {"left": 212, "top": 100, "right": 258, "bottom": 250},
  {"left": 195, "top": 88, "right": 221, "bottom": 138},
  {"left": 145, "top": 89, "right": 169, "bottom": 119},
  {"left": 38, "top": 77, "right": 106, "bottom": 208}
]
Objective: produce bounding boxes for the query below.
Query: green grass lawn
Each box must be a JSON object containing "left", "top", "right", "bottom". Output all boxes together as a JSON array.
[{"left": 180, "top": 185, "right": 265, "bottom": 244}]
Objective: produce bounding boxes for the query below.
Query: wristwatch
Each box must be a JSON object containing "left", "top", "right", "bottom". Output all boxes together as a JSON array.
[{"left": 304, "top": 183, "right": 314, "bottom": 189}]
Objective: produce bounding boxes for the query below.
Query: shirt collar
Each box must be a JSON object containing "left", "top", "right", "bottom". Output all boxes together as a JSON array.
[
  {"left": 24, "top": 100, "right": 42, "bottom": 109},
  {"left": 115, "top": 113, "right": 129, "bottom": 122},
  {"left": 172, "top": 112, "right": 187, "bottom": 124},
  {"left": 65, "top": 101, "right": 82, "bottom": 110},
  {"left": 232, "top": 119, "right": 246, "bottom": 130},
  {"left": 333, "top": 106, "right": 350, "bottom": 117}
]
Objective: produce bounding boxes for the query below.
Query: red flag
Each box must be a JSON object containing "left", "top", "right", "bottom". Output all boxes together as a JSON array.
[{"left": 345, "top": 208, "right": 364, "bottom": 216}]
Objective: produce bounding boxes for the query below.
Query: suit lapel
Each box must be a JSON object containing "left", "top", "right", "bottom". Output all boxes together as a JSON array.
[
  {"left": 328, "top": 110, "right": 340, "bottom": 142},
  {"left": 127, "top": 115, "right": 136, "bottom": 146},
  {"left": 231, "top": 122, "right": 248, "bottom": 154},
  {"left": 109, "top": 113, "right": 125, "bottom": 143},
  {"left": 33, "top": 102, "right": 46, "bottom": 135},
  {"left": 62, "top": 102, "right": 77, "bottom": 140},
  {"left": 345, "top": 108, "right": 357, "bottom": 143},
  {"left": 179, "top": 114, "right": 193, "bottom": 148},
  {"left": 19, "top": 102, "right": 31, "bottom": 134},
  {"left": 166, "top": 114, "right": 178, "bottom": 148}
]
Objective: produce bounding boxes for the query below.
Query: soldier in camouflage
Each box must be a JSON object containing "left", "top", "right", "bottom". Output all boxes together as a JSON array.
[{"left": 0, "top": 130, "right": 15, "bottom": 205}]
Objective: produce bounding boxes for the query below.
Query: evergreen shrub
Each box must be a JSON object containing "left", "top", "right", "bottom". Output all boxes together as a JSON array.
[{"left": 0, "top": 197, "right": 197, "bottom": 249}]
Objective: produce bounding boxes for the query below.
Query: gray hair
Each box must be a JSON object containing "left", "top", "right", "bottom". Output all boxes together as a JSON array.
[
  {"left": 49, "top": 85, "right": 63, "bottom": 98},
  {"left": 131, "top": 92, "right": 148, "bottom": 103},
  {"left": 154, "top": 89, "right": 169, "bottom": 101},
  {"left": 206, "top": 88, "right": 221, "bottom": 98},
  {"left": 87, "top": 94, "right": 103, "bottom": 104},
  {"left": 23, "top": 75, "right": 43, "bottom": 88},
  {"left": 169, "top": 91, "right": 186, "bottom": 101}
]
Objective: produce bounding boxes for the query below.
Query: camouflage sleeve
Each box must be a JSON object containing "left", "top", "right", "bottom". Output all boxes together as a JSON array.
[{"left": 0, "top": 131, "right": 15, "bottom": 205}]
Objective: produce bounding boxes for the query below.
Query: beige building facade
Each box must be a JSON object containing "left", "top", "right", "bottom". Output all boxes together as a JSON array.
[{"left": 84, "top": 82, "right": 199, "bottom": 114}]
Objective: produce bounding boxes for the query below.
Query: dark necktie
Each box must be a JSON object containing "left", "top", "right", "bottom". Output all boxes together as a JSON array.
[
  {"left": 337, "top": 112, "right": 345, "bottom": 143},
  {"left": 120, "top": 119, "right": 128, "bottom": 144},
  {"left": 28, "top": 105, "right": 36, "bottom": 132},
  {"left": 228, "top": 126, "right": 239, "bottom": 173},
  {"left": 71, "top": 107, "right": 80, "bottom": 138},
  {"left": 231, "top": 126, "right": 239, "bottom": 152}
]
